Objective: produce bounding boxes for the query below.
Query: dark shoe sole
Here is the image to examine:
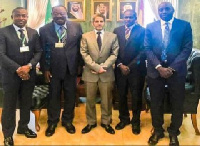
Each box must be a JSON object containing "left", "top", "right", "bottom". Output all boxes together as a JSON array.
[
  {"left": 62, "top": 123, "right": 76, "bottom": 134},
  {"left": 82, "top": 124, "right": 97, "bottom": 134},
  {"left": 17, "top": 131, "right": 37, "bottom": 138},
  {"left": 148, "top": 133, "right": 164, "bottom": 145}
]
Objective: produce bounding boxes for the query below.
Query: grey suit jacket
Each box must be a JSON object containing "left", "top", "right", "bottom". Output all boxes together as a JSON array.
[
  {"left": 0, "top": 25, "right": 42, "bottom": 82},
  {"left": 80, "top": 31, "right": 119, "bottom": 82}
]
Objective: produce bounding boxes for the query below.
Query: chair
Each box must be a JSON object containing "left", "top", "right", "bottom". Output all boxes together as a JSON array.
[{"left": 31, "top": 73, "right": 81, "bottom": 131}]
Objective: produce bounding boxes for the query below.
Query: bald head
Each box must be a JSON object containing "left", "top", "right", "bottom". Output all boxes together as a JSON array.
[{"left": 158, "top": 2, "right": 174, "bottom": 21}]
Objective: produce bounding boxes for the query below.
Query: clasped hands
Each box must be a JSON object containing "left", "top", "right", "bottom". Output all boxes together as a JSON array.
[
  {"left": 119, "top": 64, "right": 130, "bottom": 76},
  {"left": 157, "top": 66, "right": 174, "bottom": 78},
  {"left": 16, "top": 65, "right": 31, "bottom": 80},
  {"left": 91, "top": 65, "right": 107, "bottom": 74}
]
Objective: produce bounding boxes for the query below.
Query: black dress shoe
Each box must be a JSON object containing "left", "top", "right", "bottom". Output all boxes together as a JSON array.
[
  {"left": 4, "top": 137, "right": 14, "bottom": 146},
  {"left": 17, "top": 128, "right": 37, "bottom": 138},
  {"left": 62, "top": 122, "right": 76, "bottom": 134},
  {"left": 115, "top": 121, "right": 130, "bottom": 130},
  {"left": 45, "top": 124, "right": 57, "bottom": 137},
  {"left": 101, "top": 124, "right": 115, "bottom": 134},
  {"left": 148, "top": 133, "right": 164, "bottom": 145},
  {"left": 82, "top": 124, "right": 97, "bottom": 134},
  {"left": 169, "top": 136, "right": 179, "bottom": 146},
  {"left": 132, "top": 125, "right": 141, "bottom": 135}
]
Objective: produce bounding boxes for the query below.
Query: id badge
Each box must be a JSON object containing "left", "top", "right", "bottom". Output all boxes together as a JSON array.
[
  {"left": 20, "top": 46, "right": 29, "bottom": 53},
  {"left": 55, "top": 43, "right": 64, "bottom": 48}
]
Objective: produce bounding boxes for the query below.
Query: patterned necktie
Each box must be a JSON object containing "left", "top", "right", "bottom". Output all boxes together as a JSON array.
[
  {"left": 18, "top": 29, "right": 26, "bottom": 46},
  {"left": 125, "top": 27, "right": 130, "bottom": 40},
  {"left": 97, "top": 31, "right": 102, "bottom": 51},
  {"left": 59, "top": 26, "right": 67, "bottom": 44},
  {"left": 161, "top": 22, "right": 170, "bottom": 62}
]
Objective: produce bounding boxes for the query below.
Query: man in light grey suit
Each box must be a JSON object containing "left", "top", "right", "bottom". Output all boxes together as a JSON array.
[{"left": 80, "top": 14, "right": 119, "bottom": 134}]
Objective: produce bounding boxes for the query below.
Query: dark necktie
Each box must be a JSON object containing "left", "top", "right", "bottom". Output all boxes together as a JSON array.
[
  {"left": 97, "top": 31, "right": 102, "bottom": 51},
  {"left": 18, "top": 29, "right": 26, "bottom": 46},
  {"left": 161, "top": 22, "right": 170, "bottom": 62}
]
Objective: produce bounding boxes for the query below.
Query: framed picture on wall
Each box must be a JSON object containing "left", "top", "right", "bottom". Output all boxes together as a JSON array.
[
  {"left": 65, "top": 0, "right": 85, "bottom": 21},
  {"left": 91, "top": 0, "right": 112, "bottom": 21},
  {"left": 117, "top": 0, "right": 137, "bottom": 21}
]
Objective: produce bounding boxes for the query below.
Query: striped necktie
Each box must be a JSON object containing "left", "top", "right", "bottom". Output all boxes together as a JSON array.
[
  {"left": 125, "top": 27, "right": 130, "bottom": 40},
  {"left": 18, "top": 29, "right": 27, "bottom": 46}
]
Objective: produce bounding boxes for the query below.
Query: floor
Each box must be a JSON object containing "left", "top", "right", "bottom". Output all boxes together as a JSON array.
[{"left": 0, "top": 103, "right": 200, "bottom": 145}]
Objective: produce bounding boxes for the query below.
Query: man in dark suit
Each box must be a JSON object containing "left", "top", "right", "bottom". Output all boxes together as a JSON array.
[
  {"left": 39, "top": 5, "right": 82, "bottom": 136},
  {"left": 0, "top": 7, "right": 42, "bottom": 146},
  {"left": 144, "top": 2, "right": 192, "bottom": 146},
  {"left": 113, "top": 9, "right": 146, "bottom": 135}
]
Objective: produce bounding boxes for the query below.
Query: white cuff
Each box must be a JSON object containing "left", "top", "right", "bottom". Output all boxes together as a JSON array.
[
  {"left": 155, "top": 64, "right": 162, "bottom": 69},
  {"left": 117, "top": 63, "right": 122, "bottom": 67}
]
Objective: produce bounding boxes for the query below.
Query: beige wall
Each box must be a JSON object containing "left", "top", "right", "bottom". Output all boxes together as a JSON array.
[
  {"left": 0, "top": 0, "right": 23, "bottom": 27},
  {"left": 179, "top": 0, "right": 200, "bottom": 48}
]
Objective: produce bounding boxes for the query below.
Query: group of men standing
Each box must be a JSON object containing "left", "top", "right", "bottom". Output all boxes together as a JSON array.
[{"left": 0, "top": 2, "right": 192, "bottom": 146}]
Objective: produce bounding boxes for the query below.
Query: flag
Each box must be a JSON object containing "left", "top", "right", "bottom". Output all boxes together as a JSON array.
[
  {"left": 137, "top": 0, "right": 144, "bottom": 26},
  {"left": 45, "top": 0, "right": 52, "bottom": 24}
]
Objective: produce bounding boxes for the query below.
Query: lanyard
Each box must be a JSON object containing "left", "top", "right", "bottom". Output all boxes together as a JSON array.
[
  {"left": 21, "top": 37, "right": 26, "bottom": 46},
  {"left": 56, "top": 28, "right": 66, "bottom": 43}
]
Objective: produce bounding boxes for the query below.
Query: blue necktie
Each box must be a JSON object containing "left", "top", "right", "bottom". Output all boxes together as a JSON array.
[{"left": 161, "top": 22, "right": 170, "bottom": 62}]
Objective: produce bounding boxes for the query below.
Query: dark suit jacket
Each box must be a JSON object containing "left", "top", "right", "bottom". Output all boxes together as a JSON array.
[
  {"left": 39, "top": 21, "right": 82, "bottom": 79},
  {"left": 144, "top": 18, "right": 193, "bottom": 78},
  {"left": 0, "top": 25, "right": 42, "bottom": 83},
  {"left": 113, "top": 24, "right": 146, "bottom": 76}
]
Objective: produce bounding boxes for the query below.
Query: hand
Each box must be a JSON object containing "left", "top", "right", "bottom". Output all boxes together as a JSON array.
[
  {"left": 119, "top": 64, "right": 130, "bottom": 76},
  {"left": 91, "top": 70, "right": 98, "bottom": 74},
  {"left": 98, "top": 66, "right": 106, "bottom": 74},
  {"left": 18, "top": 65, "right": 31, "bottom": 74},
  {"left": 157, "top": 66, "right": 173, "bottom": 78},
  {"left": 20, "top": 73, "right": 30, "bottom": 80},
  {"left": 44, "top": 71, "right": 52, "bottom": 83},
  {"left": 16, "top": 66, "right": 30, "bottom": 80}
]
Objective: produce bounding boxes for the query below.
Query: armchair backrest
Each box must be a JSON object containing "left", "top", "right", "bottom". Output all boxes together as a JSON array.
[{"left": 187, "top": 49, "right": 200, "bottom": 94}]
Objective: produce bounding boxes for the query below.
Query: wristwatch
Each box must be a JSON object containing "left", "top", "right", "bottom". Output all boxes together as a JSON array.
[{"left": 27, "top": 63, "right": 32, "bottom": 69}]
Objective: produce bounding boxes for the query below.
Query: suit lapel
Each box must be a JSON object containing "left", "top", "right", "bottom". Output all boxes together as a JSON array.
[
  {"left": 26, "top": 27, "right": 32, "bottom": 46},
  {"left": 156, "top": 21, "right": 163, "bottom": 46},
  {"left": 168, "top": 18, "right": 177, "bottom": 48},
  {"left": 90, "top": 31, "right": 99, "bottom": 52},
  {"left": 101, "top": 31, "right": 109, "bottom": 53},
  {"left": 66, "top": 21, "right": 71, "bottom": 43},
  {"left": 125, "top": 25, "right": 139, "bottom": 46},
  {"left": 9, "top": 25, "right": 21, "bottom": 47},
  {"left": 120, "top": 26, "right": 126, "bottom": 47},
  {"left": 50, "top": 22, "right": 59, "bottom": 42}
]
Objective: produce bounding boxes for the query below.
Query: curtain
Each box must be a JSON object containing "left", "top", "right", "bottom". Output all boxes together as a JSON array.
[
  {"left": 27, "top": 0, "right": 48, "bottom": 29},
  {"left": 147, "top": 0, "right": 179, "bottom": 20}
]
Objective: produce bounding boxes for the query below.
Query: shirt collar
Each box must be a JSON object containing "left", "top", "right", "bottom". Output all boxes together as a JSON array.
[
  {"left": 161, "top": 17, "right": 174, "bottom": 26},
  {"left": 54, "top": 22, "right": 67, "bottom": 32},
  {"left": 125, "top": 23, "right": 136, "bottom": 30},
  {"left": 13, "top": 24, "right": 26, "bottom": 32},
  {"left": 94, "top": 29, "right": 104, "bottom": 35}
]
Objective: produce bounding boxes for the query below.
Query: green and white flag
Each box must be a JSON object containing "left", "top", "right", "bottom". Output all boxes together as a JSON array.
[{"left": 45, "top": 0, "right": 52, "bottom": 24}]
